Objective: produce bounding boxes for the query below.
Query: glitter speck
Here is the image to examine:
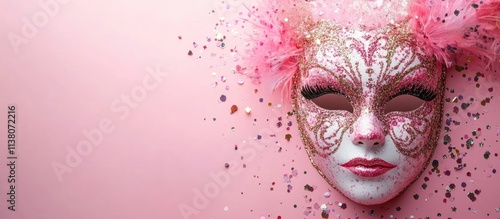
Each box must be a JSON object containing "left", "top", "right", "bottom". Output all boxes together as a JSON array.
[
  {"left": 467, "top": 192, "right": 476, "bottom": 201},
  {"left": 230, "top": 105, "right": 238, "bottom": 114},
  {"left": 304, "top": 184, "right": 314, "bottom": 192},
  {"left": 466, "top": 138, "right": 474, "bottom": 148},
  {"left": 484, "top": 151, "right": 491, "bottom": 159},
  {"left": 444, "top": 135, "right": 451, "bottom": 144},
  {"left": 339, "top": 203, "right": 347, "bottom": 209},
  {"left": 461, "top": 103, "right": 470, "bottom": 110},
  {"left": 220, "top": 95, "right": 227, "bottom": 102},
  {"left": 215, "top": 33, "right": 224, "bottom": 41},
  {"left": 432, "top": 160, "right": 439, "bottom": 168}
]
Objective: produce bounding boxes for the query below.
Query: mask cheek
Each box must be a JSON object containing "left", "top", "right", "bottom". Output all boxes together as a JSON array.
[
  {"left": 393, "top": 151, "right": 429, "bottom": 190},
  {"left": 387, "top": 102, "right": 439, "bottom": 156},
  {"left": 297, "top": 96, "right": 353, "bottom": 186},
  {"left": 306, "top": 111, "right": 319, "bottom": 127},
  {"left": 315, "top": 152, "right": 344, "bottom": 184},
  {"left": 304, "top": 110, "right": 351, "bottom": 156}
]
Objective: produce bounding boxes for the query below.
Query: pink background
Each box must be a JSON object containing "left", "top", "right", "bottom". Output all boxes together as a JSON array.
[{"left": 1, "top": 0, "right": 499, "bottom": 219}]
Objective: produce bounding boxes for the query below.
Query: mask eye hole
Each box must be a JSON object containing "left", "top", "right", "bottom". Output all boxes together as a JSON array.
[
  {"left": 384, "top": 94, "right": 426, "bottom": 114},
  {"left": 311, "top": 94, "right": 354, "bottom": 113}
]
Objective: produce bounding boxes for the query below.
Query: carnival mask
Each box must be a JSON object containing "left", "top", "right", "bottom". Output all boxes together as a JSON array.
[{"left": 294, "top": 23, "right": 445, "bottom": 204}]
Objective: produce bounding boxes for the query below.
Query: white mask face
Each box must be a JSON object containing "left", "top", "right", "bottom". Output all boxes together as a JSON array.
[{"left": 294, "top": 23, "right": 445, "bottom": 205}]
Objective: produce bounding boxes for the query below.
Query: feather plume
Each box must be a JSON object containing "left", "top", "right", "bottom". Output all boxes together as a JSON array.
[
  {"left": 245, "top": 0, "right": 310, "bottom": 102},
  {"left": 409, "top": 0, "right": 500, "bottom": 68}
]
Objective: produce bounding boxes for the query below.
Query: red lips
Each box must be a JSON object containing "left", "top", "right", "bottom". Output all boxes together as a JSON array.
[{"left": 341, "top": 158, "right": 396, "bottom": 177}]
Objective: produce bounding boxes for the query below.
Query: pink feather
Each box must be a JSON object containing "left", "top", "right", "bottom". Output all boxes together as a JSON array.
[
  {"left": 245, "top": 0, "right": 309, "bottom": 102},
  {"left": 409, "top": 0, "right": 500, "bottom": 68},
  {"left": 477, "top": 1, "right": 500, "bottom": 60}
]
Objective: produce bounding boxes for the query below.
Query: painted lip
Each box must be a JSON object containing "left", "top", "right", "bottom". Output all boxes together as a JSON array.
[{"left": 341, "top": 158, "right": 397, "bottom": 177}]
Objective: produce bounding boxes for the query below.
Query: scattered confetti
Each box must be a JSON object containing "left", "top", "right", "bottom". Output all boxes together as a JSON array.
[
  {"left": 304, "top": 184, "right": 314, "bottom": 192},
  {"left": 467, "top": 192, "right": 477, "bottom": 202},
  {"left": 338, "top": 203, "right": 347, "bottom": 209},
  {"left": 484, "top": 151, "right": 491, "bottom": 159},
  {"left": 230, "top": 105, "right": 238, "bottom": 114},
  {"left": 220, "top": 95, "right": 226, "bottom": 102}
]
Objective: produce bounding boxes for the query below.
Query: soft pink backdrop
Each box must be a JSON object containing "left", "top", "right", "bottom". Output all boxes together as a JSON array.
[{"left": 1, "top": 1, "right": 499, "bottom": 219}]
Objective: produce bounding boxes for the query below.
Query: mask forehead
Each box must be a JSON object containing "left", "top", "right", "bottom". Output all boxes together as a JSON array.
[{"left": 300, "top": 22, "right": 441, "bottom": 97}]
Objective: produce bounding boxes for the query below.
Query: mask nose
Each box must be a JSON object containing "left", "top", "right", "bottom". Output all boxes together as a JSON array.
[{"left": 350, "top": 109, "right": 385, "bottom": 147}]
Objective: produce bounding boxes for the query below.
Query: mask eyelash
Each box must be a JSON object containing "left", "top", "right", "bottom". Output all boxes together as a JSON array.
[
  {"left": 391, "top": 85, "right": 437, "bottom": 101},
  {"left": 300, "top": 84, "right": 344, "bottom": 100}
]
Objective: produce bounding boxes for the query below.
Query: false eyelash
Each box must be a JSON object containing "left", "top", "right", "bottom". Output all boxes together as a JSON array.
[
  {"left": 390, "top": 84, "right": 437, "bottom": 101},
  {"left": 300, "top": 84, "right": 344, "bottom": 100}
]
